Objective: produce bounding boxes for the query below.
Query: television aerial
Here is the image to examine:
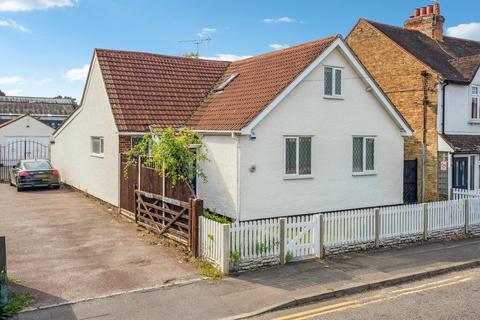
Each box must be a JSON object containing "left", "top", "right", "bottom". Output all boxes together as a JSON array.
[{"left": 177, "top": 36, "right": 211, "bottom": 56}]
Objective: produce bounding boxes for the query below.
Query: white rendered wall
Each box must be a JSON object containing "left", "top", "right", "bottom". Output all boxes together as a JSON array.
[
  {"left": 197, "top": 135, "right": 239, "bottom": 220},
  {"left": 0, "top": 115, "right": 53, "bottom": 146},
  {"left": 238, "top": 48, "right": 405, "bottom": 221},
  {"left": 51, "top": 55, "right": 120, "bottom": 206},
  {"left": 441, "top": 69, "right": 480, "bottom": 135}
]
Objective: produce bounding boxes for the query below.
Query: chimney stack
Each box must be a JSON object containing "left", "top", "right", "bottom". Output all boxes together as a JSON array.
[{"left": 404, "top": 2, "right": 445, "bottom": 41}]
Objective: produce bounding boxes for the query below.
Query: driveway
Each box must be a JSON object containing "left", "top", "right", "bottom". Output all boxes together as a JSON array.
[{"left": 0, "top": 183, "right": 196, "bottom": 307}]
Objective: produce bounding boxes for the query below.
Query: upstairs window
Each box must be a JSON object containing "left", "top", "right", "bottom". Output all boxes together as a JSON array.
[
  {"left": 285, "top": 136, "right": 312, "bottom": 176},
  {"left": 353, "top": 136, "right": 375, "bottom": 174},
  {"left": 324, "top": 66, "right": 342, "bottom": 97},
  {"left": 472, "top": 86, "right": 480, "bottom": 120},
  {"left": 91, "top": 137, "right": 104, "bottom": 156}
]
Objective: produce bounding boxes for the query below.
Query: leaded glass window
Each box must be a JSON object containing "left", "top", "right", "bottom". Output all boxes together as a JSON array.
[
  {"left": 324, "top": 66, "right": 342, "bottom": 97},
  {"left": 353, "top": 137, "right": 375, "bottom": 174},
  {"left": 324, "top": 67, "right": 333, "bottom": 96},
  {"left": 285, "top": 136, "right": 312, "bottom": 176},
  {"left": 472, "top": 86, "right": 480, "bottom": 120}
]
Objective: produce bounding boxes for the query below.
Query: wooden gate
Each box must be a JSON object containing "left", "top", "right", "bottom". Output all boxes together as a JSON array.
[
  {"left": 404, "top": 160, "right": 418, "bottom": 204},
  {"left": 135, "top": 190, "right": 202, "bottom": 255},
  {"left": 0, "top": 139, "right": 50, "bottom": 182},
  {"left": 285, "top": 215, "right": 318, "bottom": 260},
  {"left": 119, "top": 154, "right": 202, "bottom": 255}
]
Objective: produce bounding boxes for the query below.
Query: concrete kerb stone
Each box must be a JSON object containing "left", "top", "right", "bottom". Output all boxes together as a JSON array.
[{"left": 223, "top": 261, "right": 480, "bottom": 320}]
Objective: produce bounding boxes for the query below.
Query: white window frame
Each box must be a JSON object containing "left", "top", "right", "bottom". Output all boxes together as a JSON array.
[
  {"left": 91, "top": 136, "right": 104, "bottom": 157},
  {"left": 352, "top": 136, "right": 376, "bottom": 176},
  {"left": 471, "top": 85, "right": 480, "bottom": 121},
  {"left": 284, "top": 135, "right": 313, "bottom": 180},
  {"left": 324, "top": 66, "right": 343, "bottom": 98}
]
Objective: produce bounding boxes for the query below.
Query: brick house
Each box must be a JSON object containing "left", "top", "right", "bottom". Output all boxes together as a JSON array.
[{"left": 347, "top": 3, "right": 480, "bottom": 202}]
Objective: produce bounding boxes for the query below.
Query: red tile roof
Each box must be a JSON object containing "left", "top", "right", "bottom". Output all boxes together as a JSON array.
[
  {"left": 95, "top": 36, "right": 337, "bottom": 132},
  {"left": 188, "top": 36, "right": 337, "bottom": 130},
  {"left": 95, "top": 49, "right": 230, "bottom": 132}
]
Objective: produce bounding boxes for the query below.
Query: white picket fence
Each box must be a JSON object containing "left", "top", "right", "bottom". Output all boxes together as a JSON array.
[
  {"left": 324, "top": 209, "right": 375, "bottom": 247},
  {"left": 451, "top": 188, "right": 480, "bottom": 200},
  {"left": 199, "top": 197, "right": 480, "bottom": 274}
]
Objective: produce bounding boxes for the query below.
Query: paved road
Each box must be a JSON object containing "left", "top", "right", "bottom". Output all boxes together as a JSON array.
[
  {"left": 0, "top": 184, "right": 196, "bottom": 307},
  {"left": 255, "top": 268, "right": 480, "bottom": 320}
]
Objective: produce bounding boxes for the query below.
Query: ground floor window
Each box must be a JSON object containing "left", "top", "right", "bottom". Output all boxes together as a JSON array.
[
  {"left": 285, "top": 136, "right": 312, "bottom": 176},
  {"left": 91, "top": 136, "right": 104, "bottom": 156},
  {"left": 453, "top": 154, "right": 477, "bottom": 190},
  {"left": 352, "top": 136, "right": 375, "bottom": 174}
]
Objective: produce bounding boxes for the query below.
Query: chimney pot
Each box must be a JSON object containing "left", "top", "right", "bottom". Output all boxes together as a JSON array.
[
  {"left": 433, "top": 3, "right": 440, "bottom": 14},
  {"left": 426, "top": 5, "right": 434, "bottom": 15},
  {"left": 420, "top": 7, "right": 427, "bottom": 16},
  {"left": 414, "top": 8, "right": 420, "bottom": 17},
  {"left": 404, "top": 3, "right": 445, "bottom": 41}
]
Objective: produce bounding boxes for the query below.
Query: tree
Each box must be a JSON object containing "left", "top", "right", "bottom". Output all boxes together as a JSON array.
[
  {"left": 0, "top": 90, "right": 5, "bottom": 96},
  {"left": 126, "top": 128, "right": 208, "bottom": 186},
  {"left": 53, "top": 95, "right": 79, "bottom": 108},
  {"left": 182, "top": 52, "right": 199, "bottom": 59}
]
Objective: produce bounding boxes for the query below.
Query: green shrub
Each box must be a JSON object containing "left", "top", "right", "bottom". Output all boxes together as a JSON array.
[
  {"left": 0, "top": 293, "right": 34, "bottom": 318},
  {"left": 203, "top": 211, "right": 230, "bottom": 224}
]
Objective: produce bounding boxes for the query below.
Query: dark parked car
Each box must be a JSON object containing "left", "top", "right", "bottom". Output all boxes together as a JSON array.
[{"left": 9, "top": 160, "right": 60, "bottom": 191}]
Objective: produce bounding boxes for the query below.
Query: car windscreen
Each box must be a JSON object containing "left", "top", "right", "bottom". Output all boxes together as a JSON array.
[{"left": 23, "top": 161, "right": 52, "bottom": 170}]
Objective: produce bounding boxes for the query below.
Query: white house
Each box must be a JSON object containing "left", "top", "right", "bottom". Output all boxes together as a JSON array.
[
  {"left": 439, "top": 65, "right": 480, "bottom": 192},
  {"left": 52, "top": 36, "right": 413, "bottom": 221},
  {"left": 0, "top": 114, "right": 54, "bottom": 147}
]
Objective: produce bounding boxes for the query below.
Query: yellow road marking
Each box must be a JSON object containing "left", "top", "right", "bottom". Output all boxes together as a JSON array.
[{"left": 272, "top": 276, "right": 472, "bottom": 320}]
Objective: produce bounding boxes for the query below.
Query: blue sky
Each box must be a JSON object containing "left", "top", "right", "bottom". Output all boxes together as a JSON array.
[{"left": 0, "top": 0, "right": 479, "bottom": 101}]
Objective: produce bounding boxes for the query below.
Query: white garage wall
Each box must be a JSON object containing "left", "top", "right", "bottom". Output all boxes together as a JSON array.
[
  {"left": 238, "top": 47, "right": 405, "bottom": 221},
  {"left": 0, "top": 115, "right": 53, "bottom": 146},
  {"left": 51, "top": 55, "right": 120, "bottom": 206}
]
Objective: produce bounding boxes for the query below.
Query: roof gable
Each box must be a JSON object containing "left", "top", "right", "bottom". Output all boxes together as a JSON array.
[
  {"left": 364, "top": 20, "right": 480, "bottom": 82},
  {"left": 0, "top": 114, "right": 53, "bottom": 131},
  {"left": 187, "top": 36, "right": 338, "bottom": 130},
  {"left": 95, "top": 49, "right": 230, "bottom": 132}
]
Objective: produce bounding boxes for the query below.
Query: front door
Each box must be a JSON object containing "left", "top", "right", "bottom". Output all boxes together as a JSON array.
[
  {"left": 453, "top": 157, "right": 469, "bottom": 189},
  {"left": 404, "top": 160, "right": 418, "bottom": 203}
]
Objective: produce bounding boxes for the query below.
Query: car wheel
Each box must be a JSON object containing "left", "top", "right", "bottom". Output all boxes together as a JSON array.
[
  {"left": 51, "top": 185, "right": 60, "bottom": 190},
  {"left": 16, "top": 185, "right": 23, "bottom": 192}
]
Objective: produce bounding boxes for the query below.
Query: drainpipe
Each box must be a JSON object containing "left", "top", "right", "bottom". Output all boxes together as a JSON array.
[{"left": 441, "top": 81, "right": 449, "bottom": 135}]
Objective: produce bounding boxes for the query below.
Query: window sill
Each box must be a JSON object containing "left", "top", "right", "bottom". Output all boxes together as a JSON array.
[
  {"left": 323, "top": 95, "right": 344, "bottom": 100},
  {"left": 352, "top": 171, "right": 377, "bottom": 177},
  {"left": 91, "top": 153, "right": 105, "bottom": 158},
  {"left": 468, "top": 120, "right": 480, "bottom": 125},
  {"left": 283, "top": 175, "right": 314, "bottom": 180}
]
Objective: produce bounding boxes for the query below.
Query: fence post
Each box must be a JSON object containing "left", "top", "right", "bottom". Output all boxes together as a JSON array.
[
  {"left": 465, "top": 198, "right": 470, "bottom": 235},
  {"left": 190, "top": 198, "right": 203, "bottom": 257},
  {"left": 279, "top": 218, "right": 286, "bottom": 265},
  {"left": 374, "top": 208, "right": 381, "bottom": 248},
  {"left": 319, "top": 214, "right": 325, "bottom": 259},
  {"left": 0, "top": 236, "right": 7, "bottom": 306},
  {"left": 221, "top": 224, "right": 230, "bottom": 275},
  {"left": 423, "top": 203, "right": 429, "bottom": 240},
  {"left": 449, "top": 188, "right": 454, "bottom": 200}
]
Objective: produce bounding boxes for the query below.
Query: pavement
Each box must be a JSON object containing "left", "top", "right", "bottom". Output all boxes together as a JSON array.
[
  {"left": 253, "top": 268, "right": 480, "bottom": 320},
  {"left": 0, "top": 183, "right": 196, "bottom": 307},
  {"left": 15, "top": 237, "right": 480, "bottom": 320}
]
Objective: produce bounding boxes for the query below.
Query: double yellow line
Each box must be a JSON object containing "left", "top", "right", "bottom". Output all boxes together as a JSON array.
[{"left": 272, "top": 276, "right": 472, "bottom": 320}]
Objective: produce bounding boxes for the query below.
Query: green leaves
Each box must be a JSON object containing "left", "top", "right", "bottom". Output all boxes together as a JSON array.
[{"left": 126, "top": 128, "right": 208, "bottom": 186}]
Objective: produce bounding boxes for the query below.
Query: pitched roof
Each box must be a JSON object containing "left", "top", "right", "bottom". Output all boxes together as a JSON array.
[
  {"left": 442, "top": 134, "right": 480, "bottom": 153},
  {"left": 187, "top": 36, "right": 337, "bottom": 130},
  {"left": 0, "top": 114, "right": 28, "bottom": 129},
  {"left": 365, "top": 20, "right": 480, "bottom": 82},
  {"left": 0, "top": 96, "right": 75, "bottom": 116},
  {"left": 95, "top": 49, "right": 230, "bottom": 132}
]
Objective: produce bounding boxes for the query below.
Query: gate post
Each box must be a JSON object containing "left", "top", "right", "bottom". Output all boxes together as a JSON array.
[
  {"left": 220, "top": 224, "right": 230, "bottom": 275},
  {"left": 318, "top": 214, "right": 325, "bottom": 259},
  {"left": 374, "top": 208, "right": 381, "bottom": 248},
  {"left": 190, "top": 198, "right": 203, "bottom": 257},
  {"left": 423, "top": 203, "right": 429, "bottom": 241},
  {"left": 279, "top": 218, "right": 286, "bottom": 265},
  {"left": 0, "top": 236, "right": 7, "bottom": 306}
]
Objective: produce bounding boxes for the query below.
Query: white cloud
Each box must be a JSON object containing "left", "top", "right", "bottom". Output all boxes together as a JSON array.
[
  {"left": 262, "top": 16, "right": 302, "bottom": 24},
  {"left": 0, "top": 76, "right": 24, "bottom": 84},
  {"left": 269, "top": 43, "right": 290, "bottom": 50},
  {"left": 198, "top": 27, "right": 216, "bottom": 37},
  {"left": 0, "top": 18, "right": 29, "bottom": 32},
  {"left": 446, "top": 22, "right": 480, "bottom": 41},
  {"left": 63, "top": 64, "right": 89, "bottom": 82},
  {"left": 200, "top": 53, "right": 252, "bottom": 62},
  {"left": 4, "top": 89, "right": 22, "bottom": 95},
  {"left": 0, "top": 0, "right": 78, "bottom": 11}
]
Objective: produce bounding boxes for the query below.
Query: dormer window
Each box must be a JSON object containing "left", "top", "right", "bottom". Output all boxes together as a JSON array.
[
  {"left": 324, "top": 66, "right": 342, "bottom": 98},
  {"left": 471, "top": 85, "right": 480, "bottom": 120}
]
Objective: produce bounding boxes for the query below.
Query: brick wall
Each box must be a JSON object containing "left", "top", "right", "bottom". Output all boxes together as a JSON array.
[
  {"left": 119, "top": 135, "right": 131, "bottom": 154},
  {"left": 347, "top": 20, "right": 440, "bottom": 201}
]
